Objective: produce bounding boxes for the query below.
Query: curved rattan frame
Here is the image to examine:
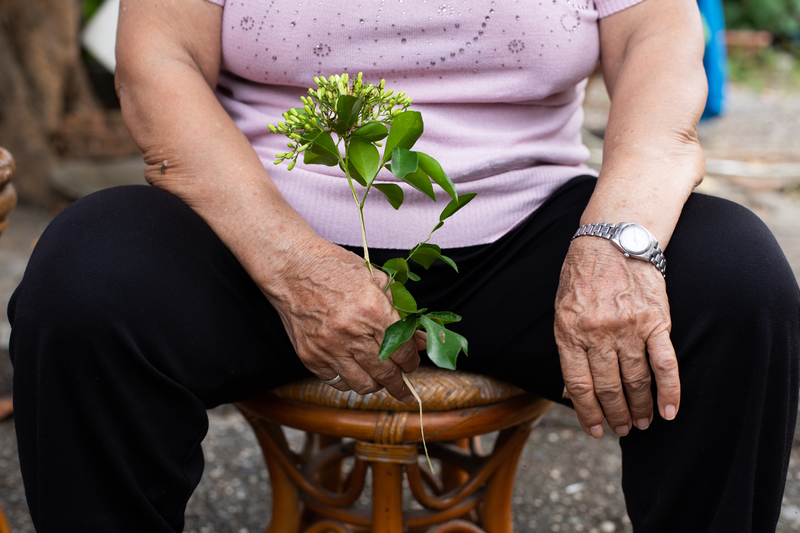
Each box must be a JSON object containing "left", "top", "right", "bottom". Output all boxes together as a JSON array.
[{"left": 236, "top": 389, "right": 553, "bottom": 533}]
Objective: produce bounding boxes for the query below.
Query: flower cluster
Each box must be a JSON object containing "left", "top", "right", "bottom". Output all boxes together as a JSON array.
[{"left": 269, "top": 73, "right": 413, "bottom": 170}]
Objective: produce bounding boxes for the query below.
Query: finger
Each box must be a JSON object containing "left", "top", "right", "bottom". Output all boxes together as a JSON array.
[
  {"left": 617, "top": 343, "right": 654, "bottom": 430},
  {"left": 647, "top": 329, "right": 680, "bottom": 420},
  {"left": 331, "top": 357, "right": 383, "bottom": 396},
  {"left": 413, "top": 330, "right": 427, "bottom": 351},
  {"left": 558, "top": 343, "right": 606, "bottom": 439},
  {"left": 389, "top": 338, "right": 421, "bottom": 374},
  {"left": 586, "top": 346, "right": 632, "bottom": 436},
  {"left": 353, "top": 348, "right": 414, "bottom": 403}
]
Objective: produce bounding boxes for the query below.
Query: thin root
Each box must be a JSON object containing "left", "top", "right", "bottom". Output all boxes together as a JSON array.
[{"left": 402, "top": 373, "right": 435, "bottom": 475}]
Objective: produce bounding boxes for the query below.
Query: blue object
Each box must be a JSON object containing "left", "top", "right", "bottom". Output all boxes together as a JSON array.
[{"left": 697, "top": 0, "right": 728, "bottom": 118}]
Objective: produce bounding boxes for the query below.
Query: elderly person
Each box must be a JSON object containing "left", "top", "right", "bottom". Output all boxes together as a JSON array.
[{"left": 8, "top": 0, "right": 798, "bottom": 531}]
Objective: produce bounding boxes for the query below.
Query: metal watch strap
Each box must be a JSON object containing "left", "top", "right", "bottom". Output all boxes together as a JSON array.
[
  {"left": 649, "top": 245, "right": 667, "bottom": 278},
  {"left": 571, "top": 223, "right": 666, "bottom": 278}
]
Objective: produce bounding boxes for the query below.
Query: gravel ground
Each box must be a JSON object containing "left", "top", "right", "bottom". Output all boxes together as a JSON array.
[{"left": 3, "top": 81, "right": 800, "bottom": 532}]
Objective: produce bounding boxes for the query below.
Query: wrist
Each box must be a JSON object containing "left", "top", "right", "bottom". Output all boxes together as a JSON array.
[{"left": 572, "top": 222, "right": 666, "bottom": 278}]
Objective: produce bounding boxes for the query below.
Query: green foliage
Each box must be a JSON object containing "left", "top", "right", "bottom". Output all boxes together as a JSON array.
[
  {"left": 270, "top": 73, "right": 473, "bottom": 370},
  {"left": 81, "top": 0, "right": 104, "bottom": 21},
  {"left": 723, "top": 0, "right": 800, "bottom": 40},
  {"left": 727, "top": 46, "right": 800, "bottom": 91}
]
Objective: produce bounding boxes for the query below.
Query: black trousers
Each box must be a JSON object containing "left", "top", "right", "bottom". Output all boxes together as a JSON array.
[{"left": 8, "top": 176, "right": 800, "bottom": 532}]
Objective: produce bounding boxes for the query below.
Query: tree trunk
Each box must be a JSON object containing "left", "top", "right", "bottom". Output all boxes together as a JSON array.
[{"left": 0, "top": 0, "right": 97, "bottom": 206}]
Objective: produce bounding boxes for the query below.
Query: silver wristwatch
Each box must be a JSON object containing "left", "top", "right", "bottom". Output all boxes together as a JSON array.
[{"left": 571, "top": 222, "right": 666, "bottom": 278}]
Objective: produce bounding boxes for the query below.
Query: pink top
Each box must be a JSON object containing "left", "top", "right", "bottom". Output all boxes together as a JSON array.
[{"left": 205, "top": 0, "right": 642, "bottom": 249}]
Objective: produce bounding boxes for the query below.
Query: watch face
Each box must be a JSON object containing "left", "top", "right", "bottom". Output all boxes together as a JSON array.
[{"left": 618, "top": 225, "right": 651, "bottom": 254}]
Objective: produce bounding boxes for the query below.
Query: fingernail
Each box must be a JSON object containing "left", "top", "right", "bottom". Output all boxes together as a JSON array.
[
  {"left": 614, "top": 425, "right": 630, "bottom": 437},
  {"left": 589, "top": 424, "right": 604, "bottom": 439},
  {"left": 400, "top": 394, "right": 415, "bottom": 404},
  {"left": 664, "top": 404, "right": 677, "bottom": 420},
  {"left": 562, "top": 386, "right": 569, "bottom": 399},
  {"left": 635, "top": 418, "right": 650, "bottom": 430}
]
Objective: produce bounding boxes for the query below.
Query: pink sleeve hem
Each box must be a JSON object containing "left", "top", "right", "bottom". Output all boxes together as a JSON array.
[
  {"left": 204, "top": 0, "right": 224, "bottom": 5},
  {"left": 594, "top": 0, "right": 645, "bottom": 18}
]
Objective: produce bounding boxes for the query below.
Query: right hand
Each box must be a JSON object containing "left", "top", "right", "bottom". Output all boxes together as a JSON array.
[{"left": 263, "top": 236, "right": 422, "bottom": 402}]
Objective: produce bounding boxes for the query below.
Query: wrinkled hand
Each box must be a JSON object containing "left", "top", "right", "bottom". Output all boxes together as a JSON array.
[
  {"left": 554, "top": 237, "right": 680, "bottom": 438},
  {"left": 263, "top": 236, "right": 423, "bottom": 402}
]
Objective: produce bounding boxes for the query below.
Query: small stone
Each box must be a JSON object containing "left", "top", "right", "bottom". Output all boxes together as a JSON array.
[{"left": 600, "top": 520, "right": 616, "bottom": 533}]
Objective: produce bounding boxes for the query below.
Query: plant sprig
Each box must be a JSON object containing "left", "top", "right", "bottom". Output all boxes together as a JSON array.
[{"left": 270, "top": 72, "right": 474, "bottom": 370}]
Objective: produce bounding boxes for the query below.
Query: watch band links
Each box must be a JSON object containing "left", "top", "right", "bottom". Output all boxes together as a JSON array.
[
  {"left": 572, "top": 222, "right": 618, "bottom": 240},
  {"left": 650, "top": 247, "right": 667, "bottom": 277},
  {"left": 571, "top": 222, "right": 666, "bottom": 278}
]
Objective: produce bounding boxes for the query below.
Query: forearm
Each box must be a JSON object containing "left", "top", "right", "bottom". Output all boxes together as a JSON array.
[
  {"left": 116, "top": 4, "right": 319, "bottom": 295},
  {"left": 584, "top": 0, "right": 707, "bottom": 247}
]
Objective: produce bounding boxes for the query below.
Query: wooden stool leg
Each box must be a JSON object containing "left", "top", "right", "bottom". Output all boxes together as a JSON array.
[
  {"left": 317, "top": 434, "right": 344, "bottom": 493},
  {"left": 241, "top": 415, "right": 302, "bottom": 533},
  {"left": 263, "top": 448, "right": 302, "bottom": 533},
  {"left": 440, "top": 438, "right": 470, "bottom": 493},
  {"left": 371, "top": 462, "right": 404, "bottom": 533},
  {"left": 479, "top": 424, "right": 534, "bottom": 533}
]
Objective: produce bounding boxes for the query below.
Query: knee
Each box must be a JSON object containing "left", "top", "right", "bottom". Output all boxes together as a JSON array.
[
  {"left": 668, "top": 193, "right": 800, "bottom": 338},
  {"left": 9, "top": 186, "right": 189, "bottom": 346}
]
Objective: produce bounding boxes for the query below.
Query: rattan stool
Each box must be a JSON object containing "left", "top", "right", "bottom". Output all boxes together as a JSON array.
[{"left": 235, "top": 366, "right": 553, "bottom": 533}]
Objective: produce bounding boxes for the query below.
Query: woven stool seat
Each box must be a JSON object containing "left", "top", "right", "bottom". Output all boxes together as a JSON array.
[
  {"left": 236, "top": 367, "right": 553, "bottom": 533},
  {"left": 272, "top": 367, "right": 525, "bottom": 412}
]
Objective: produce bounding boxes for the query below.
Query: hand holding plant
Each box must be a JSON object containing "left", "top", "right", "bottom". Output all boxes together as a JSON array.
[{"left": 270, "top": 73, "right": 474, "bottom": 371}]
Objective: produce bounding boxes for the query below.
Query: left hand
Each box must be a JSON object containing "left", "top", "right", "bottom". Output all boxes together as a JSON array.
[{"left": 554, "top": 237, "right": 680, "bottom": 438}]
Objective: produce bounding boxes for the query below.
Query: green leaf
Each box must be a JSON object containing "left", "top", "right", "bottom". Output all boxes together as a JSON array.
[
  {"left": 347, "top": 138, "right": 380, "bottom": 185},
  {"left": 382, "top": 111, "right": 424, "bottom": 164},
  {"left": 346, "top": 160, "right": 368, "bottom": 187},
  {"left": 417, "top": 152, "right": 457, "bottom": 200},
  {"left": 373, "top": 183, "right": 404, "bottom": 210},
  {"left": 371, "top": 262, "right": 389, "bottom": 275},
  {"left": 420, "top": 315, "right": 468, "bottom": 370},
  {"left": 390, "top": 282, "right": 418, "bottom": 315},
  {"left": 351, "top": 122, "right": 389, "bottom": 142},
  {"left": 439, "top": 192, "right": 477, "bottom": 222},
  {"left": 303, "top": 150, "right": 339, "bottom": 167},
  {"left": 388, "top": 148, "right": 418, "bottom": 180},
  {"left": 299, "top": 127, "right": 322, "bottom": 143},
  {"left": 407, "top": 271, "right": 421, "bottom": 282},
  {"left": 408, "top": 243, "right": 458, "bottom": 272},
  {"left": 391, "top": 149, "right": 435, "bottom": 201},
  {"left": 378, "top": 314, "right": 418, "bottom": 361},
  {"left": 424, "top": 311, "right": 462, "bottom": 325},
  {"left": 383, "top": 257, "right": 410, "bottom": 284},
  {"left": 406, "top": 167, "right": 438, "bottom": 202},
  {"left": 334, "top": 95, "right": 364, "bottom": 135},
  {"left": 310, "top": 131, "right": 341, "bottom": 161}
]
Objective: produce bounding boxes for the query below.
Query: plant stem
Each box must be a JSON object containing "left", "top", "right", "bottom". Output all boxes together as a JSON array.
[{"left": 341, "top": 142, "right": 374, "bottom": 278}]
